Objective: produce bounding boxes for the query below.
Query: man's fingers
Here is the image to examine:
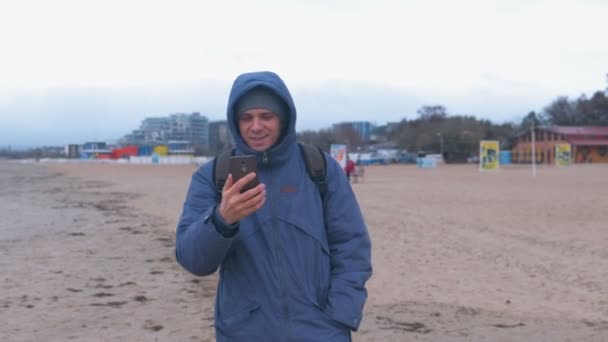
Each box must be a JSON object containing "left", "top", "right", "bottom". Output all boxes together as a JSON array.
[
  {"left": 239, "top": 195, "right": 266, "bottom": 215},
  {"left": 223, "top": 172, "right": 252, "bottom": 196},
  {"left": 228, "top": 186, "right": 265, "bottom": 210},
  {"left": 223, "top": 174, "right": 234, "bottom": 192},
  {"left": 242, "top": 199, "right": 266, "bottom": 216},
  {"left": 227, "top": 187, "right": 265, "bottom": 215},
  {"left": 221, "top": 174, "right": 264, "bottom": 223},
  {"left": 240, "top": 183, "right": 265, "bottom": 201},
  {"left": 229, "top": 172, "right": 257, "bottom": 193}
]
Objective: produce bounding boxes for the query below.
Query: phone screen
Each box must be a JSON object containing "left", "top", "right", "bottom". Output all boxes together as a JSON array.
[{"left": 229, "top": 155, "right": 259, "bottom": 193}]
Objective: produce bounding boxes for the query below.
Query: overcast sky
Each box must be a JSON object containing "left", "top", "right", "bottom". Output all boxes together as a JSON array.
[{"left": 1, "top": 0, "right": 607, "bottom": 147}]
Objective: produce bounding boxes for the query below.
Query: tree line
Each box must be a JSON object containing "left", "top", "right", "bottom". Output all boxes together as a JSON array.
[{"left": 297, "top": 75, "right": 608, "bottom": 160}]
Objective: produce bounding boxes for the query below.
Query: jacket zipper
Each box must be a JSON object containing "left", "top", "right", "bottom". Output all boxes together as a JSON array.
[{"left": 264, "top": 151, "right": 291, "bottom": 341}]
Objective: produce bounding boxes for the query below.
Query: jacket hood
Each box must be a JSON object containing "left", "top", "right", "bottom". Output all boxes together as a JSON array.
[{"left": 226, "top": 71, "right": 297, "bottom": 165}]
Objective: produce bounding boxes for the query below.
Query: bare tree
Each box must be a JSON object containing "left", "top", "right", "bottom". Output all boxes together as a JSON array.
[
  {"left": 417, "top": 105, "right": 448, "bottom": 122},
  {"left": 297, "top": 128, "right": 338, "bottom": 152},
  {"left": 543, "top": 97, "right": 578, "bottom": 125},
  {"left": 333, "top": 125, "right": 364, "bottom": 150}
]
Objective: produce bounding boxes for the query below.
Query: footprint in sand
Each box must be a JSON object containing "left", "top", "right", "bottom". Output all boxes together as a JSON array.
[
  {"left": 155, "top": 237, "right": 175, "bottom": 247},
  {"left": 92, "top": 292, "right": 115, "bottom": 298},
  {"left": 143, "top": 319, "right": 163, "bottom": 332},
  {"left": 118, "top": 282, "right": 136, "bottom": 287},
  {"left": 133, "top": 295, "right": 148, "bottom": 303},
  {"left": 376, "top": 315, "right": 432, "bottom": 334},
  {"left": 89, "top": 301, "right": 128, "bottom": 308},
  {"left": 491, "top": 323, "right": 525, "bottom": 329}
]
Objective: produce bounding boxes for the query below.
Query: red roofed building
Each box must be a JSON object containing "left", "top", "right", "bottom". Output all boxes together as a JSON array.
[{"left": 512, "top": 126, "right": 608, "bottom": 164}]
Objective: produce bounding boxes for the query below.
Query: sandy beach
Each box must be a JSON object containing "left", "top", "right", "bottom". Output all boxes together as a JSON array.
[{"left": 1, "top": 160, "right": 607, "bottom": 341}]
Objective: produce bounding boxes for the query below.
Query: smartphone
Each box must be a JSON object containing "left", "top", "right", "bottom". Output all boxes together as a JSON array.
[{"left": 229, "top": 155, "right": 259, "bottom": 193}]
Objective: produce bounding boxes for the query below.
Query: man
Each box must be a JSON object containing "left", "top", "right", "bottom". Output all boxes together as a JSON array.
[{"left": 175, "top": 71, "right": 372, "bottom": 341}]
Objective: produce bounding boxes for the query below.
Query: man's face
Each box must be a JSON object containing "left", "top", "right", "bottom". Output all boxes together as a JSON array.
[{"left": 238, "top": 109, "right": 281, "bottom": 152}]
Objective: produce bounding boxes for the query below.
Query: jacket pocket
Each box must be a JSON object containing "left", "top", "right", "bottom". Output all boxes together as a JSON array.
[
  {"left": 312, "top": 301, "right": 351, "bottom": 333},
  {"left": 219, "top": 301, "right": 261, "bottom": 327},
  {"left": 277, "top": 215, "right": 329, "bottom": 254},
  {"left": 275, "top": 217, "right": 331, "bottom": 307}
]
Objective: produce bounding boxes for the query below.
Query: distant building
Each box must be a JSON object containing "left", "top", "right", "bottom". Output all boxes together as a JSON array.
[
  {"left": 167, "top": 140, "right": 195, "bottom": 155},
  {"left": 142, "top": 117, "right": 171, "bottom": 133},
  {"left": 81, "top": 141, "right": 111, "bottom": 159},
  {"left": 82, "top": 141, "right": 110, "bottom": 152},
  {"left": 167, "top": 112, "right": 209, "bottom": 147},
  {"left": 512, "top": 126, "right": 608, "bottom": 164},
  {"left": 351, "top": 121, "right": 373, "bottom": 142},
  {"left": 64, "top": 144, "right": 80, "bottom": 158},
  {"left": 124, "top": 117, "right": 169, "bottom": 144},
  {"left": 122, "top": 112, "right": 209, "bottom": 148},
  {"left": 333, "top": 121, "right": 374, "bottom": 143},
  {"left": 208, "top": 120, "right": 232, "bottom": 153}
]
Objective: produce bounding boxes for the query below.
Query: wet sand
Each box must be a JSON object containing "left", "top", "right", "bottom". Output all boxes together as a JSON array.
[{"left": 1, "top": 161, "right": 607, "bottom": 341}]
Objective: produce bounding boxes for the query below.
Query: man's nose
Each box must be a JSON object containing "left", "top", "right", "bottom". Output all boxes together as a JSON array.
[{"left": 251, "top": 117, "right": 263, "bottom": 130}]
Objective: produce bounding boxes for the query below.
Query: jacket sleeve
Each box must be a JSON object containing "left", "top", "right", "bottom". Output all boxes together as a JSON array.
[
  {"left": 322, "top": 156, "right": 372, "bottom": 331},
  {"left": 175, "top": 161, "right": 239, "bottom": 276}
]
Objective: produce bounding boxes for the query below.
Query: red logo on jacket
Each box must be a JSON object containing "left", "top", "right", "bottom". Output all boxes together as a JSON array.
[{"left": 281, "top": 186, "right": 297, "bottom": 193}]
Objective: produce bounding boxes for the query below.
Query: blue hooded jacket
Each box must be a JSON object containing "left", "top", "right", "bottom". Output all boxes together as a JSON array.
[{"left": 175, "top": 71, "right": 372, "bottom": 341}]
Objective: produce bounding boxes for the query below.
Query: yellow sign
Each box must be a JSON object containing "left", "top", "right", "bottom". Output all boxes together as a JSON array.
[
  {"left": 153, "top": 145, "right": 169, "bottom": 156},
  {"left": 555, "top": 143, "right": 572, "bottom": 166},
  {"left": 480, "top": 140, "right": 500, "bottom": 171}
]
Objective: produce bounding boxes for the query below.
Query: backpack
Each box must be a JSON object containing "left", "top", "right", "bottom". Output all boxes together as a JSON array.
[{"left": 212, "top": 142, "right": 328, "bottom": 203}]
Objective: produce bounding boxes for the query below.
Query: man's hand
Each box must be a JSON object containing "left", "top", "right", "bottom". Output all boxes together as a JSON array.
[{"left": 218, "top": 173, "right": 266, "bottom": 225}]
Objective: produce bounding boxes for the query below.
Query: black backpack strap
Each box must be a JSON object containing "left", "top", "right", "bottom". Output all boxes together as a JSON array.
[
  {"left": 298, "top": 142, "right": 328, "bottom": 203},
  {"left": 212, "top": 149, "right": 234, "bottom": 200}
]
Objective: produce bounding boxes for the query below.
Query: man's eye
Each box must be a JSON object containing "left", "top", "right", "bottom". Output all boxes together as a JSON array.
[
  {"left": 261, "top": 113, "right": 275, "bottom": 120},
  {"left": 239, "top": 115, "right": 252, "bottom": 122}
]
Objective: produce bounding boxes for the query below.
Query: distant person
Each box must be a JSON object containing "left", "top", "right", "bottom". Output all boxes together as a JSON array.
[
  {"left": 353, "top": 159, "right": 365, "bottom": 183},
  {"left": 344, "top": 157, "right": 356, "bottom": 181},
  {"left": 175, "top": 71, "right": 372, "bottom": 341}
]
